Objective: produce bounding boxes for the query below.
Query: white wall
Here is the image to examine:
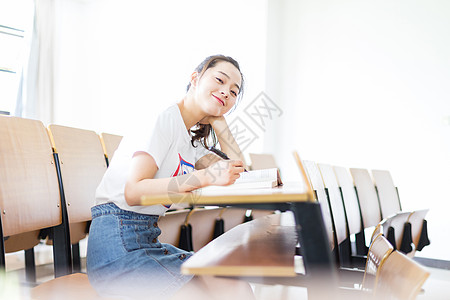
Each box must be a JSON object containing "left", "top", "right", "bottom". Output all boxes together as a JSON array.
[
  {"left": 46, "top": 0, "right": 450, "bottom": 259},
  {"left": 52, "top": 0, "right": 267, "bottom": 154},
  {"left": 265, "top": 0, "right": 450, "bottom": 259}
]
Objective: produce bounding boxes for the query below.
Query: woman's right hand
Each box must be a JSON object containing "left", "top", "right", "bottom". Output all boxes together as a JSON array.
[{"left": 203, "top": 159, "right": 245, "bottom": 186}]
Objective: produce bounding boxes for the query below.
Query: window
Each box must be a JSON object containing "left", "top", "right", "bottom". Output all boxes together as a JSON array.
[{"left": 0, "top": 0, "right": 34, "bottom": 115}]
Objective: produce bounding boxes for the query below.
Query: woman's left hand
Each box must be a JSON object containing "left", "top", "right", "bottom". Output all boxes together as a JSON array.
[
  {"left": 199, "top": 116, "right": 229, "bottom": 135},
  {"left": 198, "top": 115, "right": 225, "bottom": 126},
  {"left": 198, "top": 115, "right": 248, "bottom": 169}
]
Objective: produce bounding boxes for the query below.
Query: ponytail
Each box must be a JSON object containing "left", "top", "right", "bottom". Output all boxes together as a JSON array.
[{"left": 190, "top": 123, "right": 217, "bottom": 149}]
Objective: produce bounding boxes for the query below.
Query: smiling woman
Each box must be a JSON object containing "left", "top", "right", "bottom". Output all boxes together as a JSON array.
[
  {"left": 188, "top": 55, "right": 245, "bottom": 151},
  {"left": 87, "top": 55, "right": 254, "bottom": 300}
]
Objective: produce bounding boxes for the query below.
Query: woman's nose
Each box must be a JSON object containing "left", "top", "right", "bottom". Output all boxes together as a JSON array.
[{"left": 220, "top": 90, "right": 228, "bottom": 99}]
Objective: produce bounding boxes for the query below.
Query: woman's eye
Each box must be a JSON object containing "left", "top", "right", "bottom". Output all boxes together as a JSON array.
[
  {"left": 231, "top": 90, "right": 237, "bottom": 97},
  {"left": 215, "top": 77, "right": 224, "bottom": 83}
]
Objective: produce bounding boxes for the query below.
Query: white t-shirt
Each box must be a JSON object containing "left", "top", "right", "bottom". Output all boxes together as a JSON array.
[{"left": 95, "top": 104, "right": 209, "bottom": 215}]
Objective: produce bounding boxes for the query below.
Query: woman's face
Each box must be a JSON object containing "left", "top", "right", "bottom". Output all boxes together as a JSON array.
[{"left": 193, "top": 61, "right": 242, "bottom": 117}]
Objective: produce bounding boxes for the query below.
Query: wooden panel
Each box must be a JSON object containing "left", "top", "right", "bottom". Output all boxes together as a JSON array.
[
  {"left": 4, "top": 231, "right": 40, "bottom": 253},
  {"left": 158, "top": 208, "right": 273, "bottom": 251},
  {"left": 141, "top": 182, "right": 311, "bottom": 206},
  {"left": 375, "top": 251, "right": 429, "bottom": 299},
  {"left": 292, "top": 151, "right": 315, "bottom": 201},
  {"left": 362, "top": 234, "right": 394, "bottom": 290},
  {"left": 158, "top": 208, "right": 219, "bottom": 251},
  {"left": 31, "top": 273, "right": 115, "bottom": 300},
  {"left": 45, "top": 221, "right": 88, "bottom": 246},
  {"left": 349, "top": 168, "right": 382, "bottom": 228},
  {"left": 248, "top": 153, "right": 277, "bottom": 170},
  {"left": 0, "top": 116, "right": 61, "bottom": 236},
  {"left": 318, "top": 163, "right": 348, "bottom": 246},
  {"left": 407, "top": 209, "right": 429, "bottom": 251},
  {"left": 333, "top": 166, "right": 363, "bottom": 235},
  {"left": 100, "top": 133, "right": 122, "bottom": 164},
  {"left": 381, "top": 211, "right": 410, "bottom": 249},
  {"left": 303, "top": 161, "right": 335, "bottom": 250},
  {"left": 181, "top": 213, "right": 297, "bottom": 277},
  {"left": 223, "top": 208, "right": 273, "bottom": 231},
  {"left": 189, "top": 208, "right": 273, "bottom": 251},
  {"left": 158, "top": 209, "right": 189, "bottom": 246},
  {"left": 48, "top": 125, "right": 107, "bottom": 224},
  {"left": 371, "top": 169, "right": 402, "bottom": 218},
  {"left": 371, "top": 224, "right": 382, "bottom": 243},
  {"left": 69, "top": 222, "right": 88, "bottom": 245}
]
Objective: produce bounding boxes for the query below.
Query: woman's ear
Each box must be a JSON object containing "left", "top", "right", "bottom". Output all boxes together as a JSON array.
[{"left": 190, "top": 71, "right": 199, "bottom": 89}]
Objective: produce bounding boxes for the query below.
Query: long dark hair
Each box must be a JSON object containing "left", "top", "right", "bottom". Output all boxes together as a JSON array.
[{"left": 188, "top": 55, "right": 244, "bottom": 149}]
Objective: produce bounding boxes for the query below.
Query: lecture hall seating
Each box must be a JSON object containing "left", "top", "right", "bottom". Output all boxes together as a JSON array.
[
  {"left": 0, "top": 116, "right": 433, "bottom": 299},
  {"left": 371, "top": 169, "right": 430, "bottom": 255},
  {"left": 0, "top": 116, "right": 71, "bottom": 280}
]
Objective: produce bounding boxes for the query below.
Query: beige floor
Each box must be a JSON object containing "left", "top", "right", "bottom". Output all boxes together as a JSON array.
[{"left": 3, "top": 238, "right": 450, "bottom": 300}]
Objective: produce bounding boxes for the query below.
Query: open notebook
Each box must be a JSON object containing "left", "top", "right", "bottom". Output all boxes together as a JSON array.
[{"left": 202, "top": 168, "right": 283, "bottom": 191}]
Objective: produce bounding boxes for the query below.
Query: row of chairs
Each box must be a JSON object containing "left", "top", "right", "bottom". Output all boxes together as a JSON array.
[
  {"left": 350, "top": 168, "right": 429, "bottom": 255},
  {"left": 285, "top": 154, "right": 429, "bottom": 270},
  {"left": 249, "top": 153, "right": 430, "bottom": 262},
  {"left": 340, "top": 233, "right": 429, "bottom": 299},
  {"left": 248, "top": 152, "right": 430, "bottom": 298},
  {"left": 0, "top": 116, "right": 123, "bottom": 297},
  {"left": 0, "top": 115, "right": 273, "bottom": 299}
]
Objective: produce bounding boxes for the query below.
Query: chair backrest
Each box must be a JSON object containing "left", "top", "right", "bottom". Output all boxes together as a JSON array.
[
  {"left": 371, "top": 224, "right": 382, "bottom": 243},
  {"left": 0, "top": 116, "right": 64, "bottom": 272},
  {"left": 333, "top": 166, "right": 363, "bottom": 235},
  {"left": 371, "top": 169, "right": 402, "bottom": 218},
  {"left": 407, "top": 209, "right": 429, "bottom": 253},
  {"left": 303, "top": 160, "right": 335, "bottom": 251},
  {"left": 3, "top": 231, "right": 40, "bottom": 255},
  {"left": 375, "top": 250, "right": 429, "bottom": 299},
  {"left": 362, "top": 233, "right": 394, "bottom": 290},
  {"left": 0, "top": 116, "right": 62, "bottom": 237},
  {"left": 248, "top": 153, "right": 277, "bottom": 170},
  {"left": 380, "top": 211, "right": 411, "bottom": 250},
  {"left": 159, "top": 208, "right": 273, "bottom": 251},
  {"left": 48, "top": 125, "right": 107, "bottom": 225},
  {"left": 317, "top": 163, "right": 348, "bottom": 247},
  {"left": 349, "top": 168, "right": 382, "bottom": 228},
  {"left": 292, "top": 151, "right": 315, "bottom": 201},
  {"left": 100, "top": 132, "right": 122, "bottom": 165}
]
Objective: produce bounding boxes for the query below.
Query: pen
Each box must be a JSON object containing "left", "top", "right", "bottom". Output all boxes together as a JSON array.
[{"left": 208, "top": 147, "right": 248, "bottom": 172}]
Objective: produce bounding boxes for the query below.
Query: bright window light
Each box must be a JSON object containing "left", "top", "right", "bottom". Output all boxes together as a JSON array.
[{"left": 0, "top": 0, "right": 34, "bottom": 115}]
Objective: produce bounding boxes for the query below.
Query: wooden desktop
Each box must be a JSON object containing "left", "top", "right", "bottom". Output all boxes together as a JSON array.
[{"left": 141, "top": 181, "right": 338, "bottom": 299}]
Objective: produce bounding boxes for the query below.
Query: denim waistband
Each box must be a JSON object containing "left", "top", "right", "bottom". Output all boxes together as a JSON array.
[{"left": 91, "top": 203, "right": 159, "bottom": 220}]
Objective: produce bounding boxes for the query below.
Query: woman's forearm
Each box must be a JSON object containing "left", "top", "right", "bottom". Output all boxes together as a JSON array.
[
  {"left": 124, "top": 169, "right": 211, "bottom": 206},
  {"left": 125, "top": 158, "right": 246, "bottom": 206},
  {"left": 210, "top": 117, "right": 248, "bottom": 169}
]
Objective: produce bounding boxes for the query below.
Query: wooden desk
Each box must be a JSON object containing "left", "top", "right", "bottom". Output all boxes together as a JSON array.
[
  {"left": 141, "top": 182, "right": 311, "bottom": 206},
  {"left": 181, "top": 212, "right": 297, "bottom": 277},
  {"left": 141, "top": 182, "right": 337, "bottom": 298}
]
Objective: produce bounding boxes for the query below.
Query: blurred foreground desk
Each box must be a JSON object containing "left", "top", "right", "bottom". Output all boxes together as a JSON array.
[{"left": 141, "top": 182, "right": 338, "bottom": 299}]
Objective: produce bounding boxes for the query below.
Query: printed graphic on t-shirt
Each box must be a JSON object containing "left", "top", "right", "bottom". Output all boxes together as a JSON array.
[
  {"left": 171, "top": 153, "right": 195, "bottom": 177},
  {"left": 166, "top": 154, "right": 195, "bottom": 208}
]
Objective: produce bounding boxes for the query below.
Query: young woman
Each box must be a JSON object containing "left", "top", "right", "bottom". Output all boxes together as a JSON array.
[{"left": 87, "top": 55, "right": 255, "bottom": 299}]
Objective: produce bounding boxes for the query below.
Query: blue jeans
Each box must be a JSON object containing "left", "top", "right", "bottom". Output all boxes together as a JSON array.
[{"left": 87, "top": 203, "right": 193, "bottom": 299}]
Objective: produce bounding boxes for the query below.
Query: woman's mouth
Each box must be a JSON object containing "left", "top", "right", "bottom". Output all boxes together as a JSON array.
[{"left": 212, "top": 95, "right": 225, "bottom": 106}]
